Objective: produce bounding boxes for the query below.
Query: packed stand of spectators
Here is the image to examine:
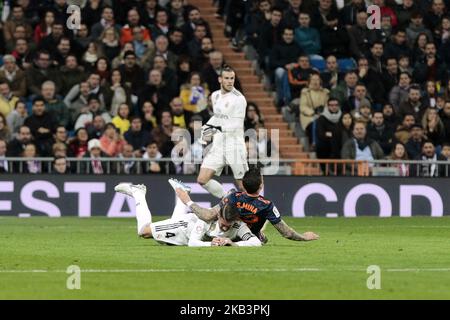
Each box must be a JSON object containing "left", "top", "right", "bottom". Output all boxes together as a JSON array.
[
  {"left": 216, "top": 0, "right": 450, "bottom": 176},
  {"left": 0, "top": 0, "right": 252, "bottom": 174}
]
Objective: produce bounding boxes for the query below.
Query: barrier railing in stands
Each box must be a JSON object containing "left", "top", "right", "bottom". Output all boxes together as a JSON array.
[
  {"left": 291, "top": 159, "right": 450, "bottom": 177},
  {"left": 1, "top": 157, "right": 450, "bottom": 177}
]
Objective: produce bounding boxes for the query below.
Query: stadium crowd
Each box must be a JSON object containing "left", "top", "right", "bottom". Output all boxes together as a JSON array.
[
  {"left": 0, "top": 0, "right": 449, "bottom": 177},
  {"left": 219, "top": 0, "right": 450, "bottom": 176}
]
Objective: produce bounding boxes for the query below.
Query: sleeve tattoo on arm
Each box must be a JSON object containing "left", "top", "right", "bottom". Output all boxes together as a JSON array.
[
  {"left": 190, "top": 204, "right": 220, "bottom": 222},
  {"left": 273, "top": 220, "right": 306, "bottom": 241}
]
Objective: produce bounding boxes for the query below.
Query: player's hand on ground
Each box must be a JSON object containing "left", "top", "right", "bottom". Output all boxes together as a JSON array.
[
  {"left": 219, "top": 238, "right": 233, "bottom": 246},
  {"left": 211, "top": 237, "right": 223, "bottom": 246},
  {"left": 175, "top": 188, "right": 191, "bottom": 205},
  {"left": 302, "top": 231, "right": 319, "bottom": 241},
  {"left": 211, "top": 237, "right": 232, "bottom": 246}
]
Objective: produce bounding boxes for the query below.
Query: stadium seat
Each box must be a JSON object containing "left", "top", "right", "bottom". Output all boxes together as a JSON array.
[
  {"left": 337, "top": 58, "right": 356, "bottom": 72},
  {"left": 310, "top": 59, "right": 326, "bottom": 72}
]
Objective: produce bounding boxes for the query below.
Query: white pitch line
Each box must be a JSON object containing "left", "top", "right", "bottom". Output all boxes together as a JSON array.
[
  {"left": 387, "top": 268, "right": 450, "bottom": 272},
  {"left": 0, "top": 270, "right": 49, "bottom": 273},
  {"left": 1, "top": 268, "right": 450, "bottom": 273},
  {"left": 0, "top": 268, "right": 322, "bottom": 273}
]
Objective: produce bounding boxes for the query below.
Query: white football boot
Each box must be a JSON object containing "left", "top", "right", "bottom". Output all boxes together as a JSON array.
[
  {"left": 114, "top": 183, "right": 147, "bottom": 198},
  {"left": 168, "top": 178, "right": 191, "bottom": 193}
]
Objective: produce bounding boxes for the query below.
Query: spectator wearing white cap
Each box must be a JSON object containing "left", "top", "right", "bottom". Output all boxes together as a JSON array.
[
  {"left": 81, "top": 138, "right": 109, "bottom": 174},
  {"left": 0, "top": 54, "right": 26, "bottom": 97}
]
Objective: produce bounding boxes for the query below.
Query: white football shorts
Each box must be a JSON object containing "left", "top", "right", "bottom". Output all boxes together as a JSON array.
[{"left": 201, "top": 139, "right": 249, "bottom": 179}]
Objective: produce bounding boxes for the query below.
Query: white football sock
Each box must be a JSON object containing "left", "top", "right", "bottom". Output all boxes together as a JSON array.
[
  {"left": 171, "top": 196, "right": 189, "bottom": 220},
  {"left": 133, "top": 191, "right": 152, "bottom": 235},
  {"left": 202, "top": 179, "right": 225, "bottom": 198}
]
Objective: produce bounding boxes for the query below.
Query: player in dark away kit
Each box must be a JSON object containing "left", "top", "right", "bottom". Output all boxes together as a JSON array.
[{"left": 175, "top": 167, "right": 319, "bottom": 243}]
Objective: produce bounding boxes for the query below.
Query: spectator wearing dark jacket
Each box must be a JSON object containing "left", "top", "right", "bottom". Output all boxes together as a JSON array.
[
  {"left": 367, "top": 111, "right": 395, "bottom": 155},
  {"left": 23, "top": 97, "right": 57, "bottom": 156},
  {"left": 440, "top": 101, "right": 450, "bottom": 143},
  {"left": 321, "top": 55, "right": 345, "bottom": 90},
  {"left": 118, "top": 51, "right": 146, "bottom": 96},
  {"left": 270, "top": 27, "right": 304, "bottom": 107},
  {"left": 411, "top": 140, "right": 448, "bottom": 177},
  {"left": 381, "top": 57, "right": 400, "bottom": 96},
  {"left": 270, "top": 27, "right": 304, "bottom": 73},
  {"left": 124, "top": 116, "right": 152, "bottom": 153},
  {"left": 348, "top": 11, "right": 382, "bottom": 59},
  {"left": 168, "top": 28, "right": 189, "bottom": 57},
  {"left": 398, "top": 85, "right": 427, "bottom": 121},
  {"left": 59, "top": 55, "right": 86, "bottom": 96},
  {"left": 257, "top": 7, "right": 284, "bottom": 70},
  {"left": 413, "top": 42, "right": 448, "bottom": 84},
  {"left": 339, "top": 0, "right": 366, "bottom": 28},
  {"left": 38, "top": 22, "right": 65, "bottom": 54},
  {"left": 41, "top": 81, "right": 70, "bottom": 129},
  {"left": 423, "top": 0, "right": 447, "bottom": 32},
  {"left": 138, "top": 69, "right": 174, "bottom": 113},
  {"left": 421, "top": 107, "right": 446, "bottom": 147},
  {"left": 117, "top": 143, "right": 144, "bottom": 174},
  {"left": 26, "top": 51, "right": 61, "bottom": 96},
  {"left": 330, "top": 70, "right": 358, "bottom": 107},
  {"left": 384, "top": 29, "right": 412, "bottom": 60},
  {"left": 7, "top": 125, "right": 33, "bottom": 157},
  {"left": 187, "top": 23, "right": 208, "bottom": 58},
  {"left": 320, "top": 12, "right": 350, "bottom": 59},
  {"left": 356, "top": 57, "right": 386, "bottom": 106},
  {"left": 316, "top": 98, "right": 342, "bottom": 160},
  {"left": 310, "top": 0, "right": 339, "bottom": 30},
  {"left": 180, "top": 7, "right": 212, "bottom": 42},
  {"left": 405, "top": 123, "right": 425, "bottom": 159},
  {"left": 395, "top": 0, "right": 417, "bottom": 28},
  {"left": 405, "top": 11, "right": 433, "bottom": 46},
  {"left": 86, "top": 115, "right": 106, "bottom": 140},
  {"left": 151, "top": 110, "right": 174, "bottom": 157}
]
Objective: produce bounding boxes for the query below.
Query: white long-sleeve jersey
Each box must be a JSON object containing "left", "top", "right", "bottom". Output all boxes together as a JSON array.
[
  {"left": 207, "top": 88, "right": 247, "bottom": 136},
  {"left": 188, "top": 215, "right": 261, "bottom": 247}
]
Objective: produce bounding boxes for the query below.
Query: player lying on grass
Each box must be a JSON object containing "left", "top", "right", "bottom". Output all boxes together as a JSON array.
[
  {"left": 114, "top": 182, "right": 261, "bottom": 247},
  {"left": 174, "top": 167, "right": 319, "bottom": 243}
]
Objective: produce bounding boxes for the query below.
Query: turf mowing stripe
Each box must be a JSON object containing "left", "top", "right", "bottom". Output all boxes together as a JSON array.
[
  {"left": 2, "top": 268, "right": 450, "bottom": 273},
  {"left": 0, "top": 268, "right": 322, "bottom": 273},
  {"left": 387, "top": 268, "right": 450, "bottom": 272}
]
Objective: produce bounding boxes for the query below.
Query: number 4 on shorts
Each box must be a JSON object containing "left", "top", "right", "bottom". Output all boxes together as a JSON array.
[{"left": 165, "top": 232, "right": 176, "bottom": 238}]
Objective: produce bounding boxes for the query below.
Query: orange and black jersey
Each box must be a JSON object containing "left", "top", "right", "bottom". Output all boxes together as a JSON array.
[{"left": 219, "top": 191, "right": 281, "bottom": 234}]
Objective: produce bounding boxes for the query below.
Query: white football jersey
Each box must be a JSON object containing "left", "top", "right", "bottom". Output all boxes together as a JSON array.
[
  {"left": 150, "top": 213, "right": 259, "bottom": 247},
  {"left": 189, "top": 217, "right": 256, "bottom": 246},
  {"left": 209, "top": 88, "right": 247, "bottom": 134}
]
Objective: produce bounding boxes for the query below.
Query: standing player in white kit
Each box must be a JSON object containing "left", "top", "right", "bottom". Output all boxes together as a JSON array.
[{"left": 197, "top": 65, "right": 248, "bottom": 198}]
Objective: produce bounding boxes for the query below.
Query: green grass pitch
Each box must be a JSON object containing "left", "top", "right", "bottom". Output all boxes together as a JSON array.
[{"left": 1, "top": 216, "right": 450, "bottom": 299}]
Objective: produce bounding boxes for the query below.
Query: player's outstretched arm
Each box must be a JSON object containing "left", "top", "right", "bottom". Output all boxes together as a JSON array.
[
  {"left": 175, "top": 188, "right": 219, "bottom": 222},
  {"left": 273, "top": 219, "right": 319, "bottom": 241},
  {"left": 214, "top": 237, "right": 261, "bottom": 247}
]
